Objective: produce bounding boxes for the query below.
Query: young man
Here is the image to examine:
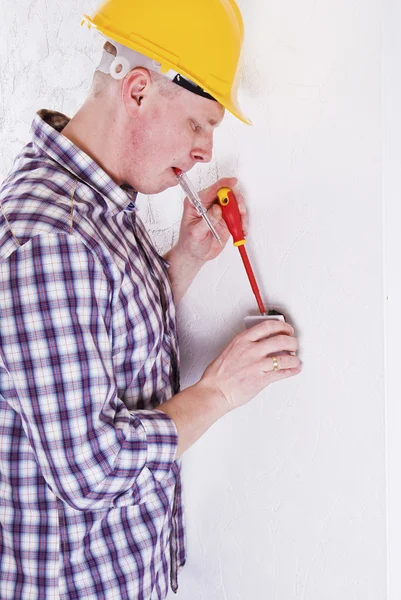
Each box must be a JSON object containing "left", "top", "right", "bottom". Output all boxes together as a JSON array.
[{"left": 0, "top": 1, "right": 301, "bottom": 598}]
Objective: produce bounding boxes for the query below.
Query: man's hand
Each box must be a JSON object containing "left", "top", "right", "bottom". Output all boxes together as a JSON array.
[
  {"left": 200, "top": 319, "right": 301, "bottom": 413},
  {"left": 159, "top": 319, "right": 302, "bottom": 458},
  {"left": 174, "top": 177, "right": 249, "bottom": 263},
  {"left": 163, "top": 177, "right": 249, "bottom": 303}
]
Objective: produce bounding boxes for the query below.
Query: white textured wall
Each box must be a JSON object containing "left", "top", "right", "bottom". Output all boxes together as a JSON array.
[
  {"left": 0, "top": 1, "right": 386, "bottom": 599},
  {"left": 384, "top": 1, "right": 401, "bottom": 599}
]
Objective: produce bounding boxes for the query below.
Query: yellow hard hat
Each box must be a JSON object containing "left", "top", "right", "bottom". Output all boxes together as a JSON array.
[{"left": 81, "top": 0, "right": 251, "bottom": 125}]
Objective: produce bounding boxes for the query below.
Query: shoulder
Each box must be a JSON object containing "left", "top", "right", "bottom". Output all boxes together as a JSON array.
[
  {"left": 0, "top": 147, "right": 76, "bottom": 245},
  {"left": 0, "top": 146, "right": 122, "bottom": 282}
]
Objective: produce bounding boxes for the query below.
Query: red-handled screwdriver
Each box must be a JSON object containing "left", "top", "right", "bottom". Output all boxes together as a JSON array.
[{"left": 217, "top": 187, "right": 267, "bottom": 315}]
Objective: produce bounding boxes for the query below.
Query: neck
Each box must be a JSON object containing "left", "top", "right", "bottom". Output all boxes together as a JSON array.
[{"left": 62, "top": 97, "right": 124, "bottom": 185}]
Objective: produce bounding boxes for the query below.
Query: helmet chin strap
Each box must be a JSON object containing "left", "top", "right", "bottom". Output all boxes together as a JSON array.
[{"left": 95, "top": 37, "right": 216, "bottom": 101}]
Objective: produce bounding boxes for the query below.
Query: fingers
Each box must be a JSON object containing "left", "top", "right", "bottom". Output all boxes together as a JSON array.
[
  {"left": 262, "top": 366, "right": 303, "bottom": 384},
  {"left": 214, "top": 181, "right": 249, "bottom": 237},
  {"left": 261, "top": 353, "right": 302, "bottom": 374},
  {"left": 258, "top": 334, "right": 299, "bottom": 356},
  {"left": 245, "top": 321, "right": 301, "bottom": 376},
  {"left": 197, "top": 178, "right": 249, "bottom": 239},
  {"left": 203, "top": 203, "right": 231, "bottom": 243},
  {"left": 245, "top": 319, "right": 294, "bottom": 342},
  {"left": 199, "top": 178, "right": 238, "bottom": 209},
  {"left": 208, "top": 202, "right": 222, "bottom": 225},
  {"left": 231, "top": 188, "right": 249, "bottom": 237},
  {"left": 188, "top": 202, "right": 230, "bottom": 244},
  {"left": 209, "top": 177, "right": 238, "bottom": 198},
  {"left": 238, "top": 203, "right": 248, "bottom": 236}
]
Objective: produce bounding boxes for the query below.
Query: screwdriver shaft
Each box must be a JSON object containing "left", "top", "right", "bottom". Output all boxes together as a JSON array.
[{"left": 238, "top": 244, "right": 266, "bottom": 315}]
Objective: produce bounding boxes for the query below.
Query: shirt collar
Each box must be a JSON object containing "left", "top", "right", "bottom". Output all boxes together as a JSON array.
[{"left": 31, "top": 109, "right": 138, "bottom": 214}]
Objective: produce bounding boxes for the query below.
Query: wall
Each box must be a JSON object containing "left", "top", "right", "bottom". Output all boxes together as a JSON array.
[
  {"left": 383, "top": 0, "right": 401, "bottom": 598},
  {"left": 0, "top": 0, "right": 386, "bottom": 598}
]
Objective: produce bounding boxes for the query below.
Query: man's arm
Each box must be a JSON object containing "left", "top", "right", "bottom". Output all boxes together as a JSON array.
[
  {"left": 163, "top": 244, "right": 206, "bottom": 303},
  {"left": 158, "top": 381, "right": 228, "bottom": 459},
  {"left": 1, "top": 233, "right": 179, "bottom": 511},
  {"left": 1, "top": 233, "right": 300, "bottom": 506}
]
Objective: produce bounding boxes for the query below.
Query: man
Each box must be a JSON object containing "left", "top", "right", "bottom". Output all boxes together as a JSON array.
[{"left": 0, "top": 0, "right": 301, "bottom": 598}]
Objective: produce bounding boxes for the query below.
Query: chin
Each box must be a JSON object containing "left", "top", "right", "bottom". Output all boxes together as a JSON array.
[
  {"left": 131, "top": 170, "right": 179, "bottom": 195},
  {"left": 136, "top": 182, "right": 177, "bottom": 195},
  {"left": 150, "top": 177, "right": 179, "bottom": 194}
]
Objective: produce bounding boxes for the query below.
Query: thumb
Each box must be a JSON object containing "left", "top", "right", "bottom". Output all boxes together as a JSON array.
[{"left": 209, "top": 203, "right": 222, "bottom": 223}]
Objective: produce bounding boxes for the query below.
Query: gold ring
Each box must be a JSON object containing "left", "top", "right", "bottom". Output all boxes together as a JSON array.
[{"left": 272, "top": 356, "right": 279, "bottom": 371}]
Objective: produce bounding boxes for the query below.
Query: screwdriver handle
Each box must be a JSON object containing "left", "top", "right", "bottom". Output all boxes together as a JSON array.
[
  {"left": 216, "top": 187, "right": 245, "bottom": 246},
  {"left": 217, "top": 187, "right": 267, "bottom": 314}
]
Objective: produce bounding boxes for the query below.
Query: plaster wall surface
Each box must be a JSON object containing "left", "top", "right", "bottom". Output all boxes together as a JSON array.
[{"left": 0, "top": 1, "right": 385, "bottom": 598}]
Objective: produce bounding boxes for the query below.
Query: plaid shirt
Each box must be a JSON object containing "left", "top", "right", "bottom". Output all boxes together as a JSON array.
[{"left": 0, "top": 110, "right": 186, "bottom": 599}]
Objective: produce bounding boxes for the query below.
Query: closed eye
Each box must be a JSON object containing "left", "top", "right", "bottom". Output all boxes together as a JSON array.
[{"left": 191, "top": 120, "right": 203, "bottom": 133}]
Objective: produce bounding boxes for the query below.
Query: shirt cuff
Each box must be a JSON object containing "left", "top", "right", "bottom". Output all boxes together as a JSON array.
[{"left": 133, "top": 409, "right": 178, "bottom": 480}]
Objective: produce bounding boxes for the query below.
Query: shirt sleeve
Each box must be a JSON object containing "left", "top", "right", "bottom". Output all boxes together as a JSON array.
[{"left": 0, "top": 233, "right": 178, "bottom": 512}]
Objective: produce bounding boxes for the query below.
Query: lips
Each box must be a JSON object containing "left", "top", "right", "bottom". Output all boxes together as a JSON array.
[{"left": 172, "top": 165, "right": 195, "bottom": 175}]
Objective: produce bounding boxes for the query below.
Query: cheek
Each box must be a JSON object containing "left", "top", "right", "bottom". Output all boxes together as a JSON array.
[
  {"left": 155, "top": 125, "right": 190, "bottom": 161},
  {"left": 168, "top": 123, "right": 193, "bottom": 152},
  {"left": 127, "top": 115, "right": 192, "bottom": 169}
]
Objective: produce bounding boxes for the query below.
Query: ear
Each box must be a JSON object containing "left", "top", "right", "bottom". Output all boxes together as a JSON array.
[{"left": 122, "top": 68, "right": 153, "bottom": 117}]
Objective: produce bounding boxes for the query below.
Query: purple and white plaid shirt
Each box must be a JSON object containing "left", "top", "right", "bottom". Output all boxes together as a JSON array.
[{"left": 0, "top": 110, "right": 186, "bottom": 599}]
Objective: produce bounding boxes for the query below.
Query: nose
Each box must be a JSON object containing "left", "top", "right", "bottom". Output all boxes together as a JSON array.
[{"left": 190, "top": 131, "right": 213, "bottom": 164}]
